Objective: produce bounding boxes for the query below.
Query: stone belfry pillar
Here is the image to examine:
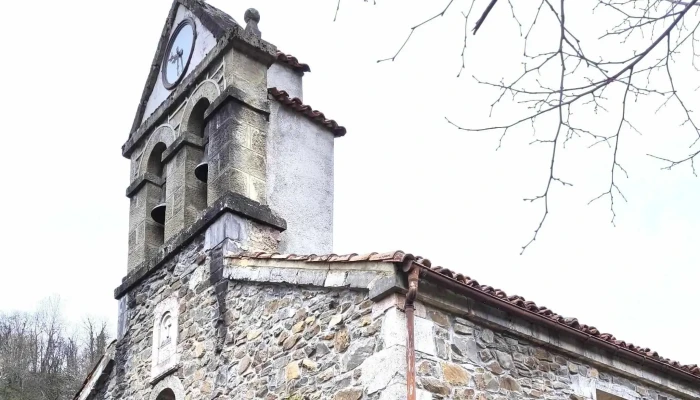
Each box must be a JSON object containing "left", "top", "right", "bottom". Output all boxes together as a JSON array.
[
  {"left": 206, "top": 9, "right": 270, "bottom": 207},
  {"left": 120, "top": 1, "right": 286, "bottom": 273}
]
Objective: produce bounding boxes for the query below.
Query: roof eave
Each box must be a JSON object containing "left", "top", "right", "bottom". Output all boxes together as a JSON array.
[{"left": 416, "top": 264, "right": 700, "bottom": 384}]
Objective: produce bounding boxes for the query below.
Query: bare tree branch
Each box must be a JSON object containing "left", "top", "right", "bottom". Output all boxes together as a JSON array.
[
  {"left": 377, "top": 0, "right": 456, "bottom": 63},
  {"left": 352, "top": 0, "right": 700, "bottom": 251},
  {"left": 447, "top": 0, "right": 700, "bottom": 252},
  {"left": 520, "top": 0, "right": 571, "bottom": 254},
  {"left": 473, "top": 0, "right": 500, "bottom": 34},
  {"left": 588, "top": 70, "right": 634, "bottom": 225},
  {"left": 457, "top": 2, "right": 478, "bottom": 78}
]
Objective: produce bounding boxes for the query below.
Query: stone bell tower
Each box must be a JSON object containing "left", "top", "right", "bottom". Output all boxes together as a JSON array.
[
  {"left": 121, "top": 0, "right": 343, "bottom": 276},
  {"left": 112, "top": 0, "right": 345, "bottom": 374}
]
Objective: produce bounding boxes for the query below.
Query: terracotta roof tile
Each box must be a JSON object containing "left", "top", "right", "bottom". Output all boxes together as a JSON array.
[
  {"left": 268, "top": 88, "right": 347, "bottom": 137},
  {"left": 225, "top": 250, "right": 700, "bottom": 380},
  {"left": 276, "top": 51, "right": 311, "bottom": 73}
]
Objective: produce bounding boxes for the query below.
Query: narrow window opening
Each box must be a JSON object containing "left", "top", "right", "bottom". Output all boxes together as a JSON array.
[
  {"left": 155, "top": 388, "right": 176, "bottom": 400},
  {"left": 189, "top": 99, "right": 210, "bottom": 210},
  {"left": 147, "top": 142, "right": 167, "bottom": 246},
  {"left": 188, "top": 99, "right": 210, "bottom": 138}
]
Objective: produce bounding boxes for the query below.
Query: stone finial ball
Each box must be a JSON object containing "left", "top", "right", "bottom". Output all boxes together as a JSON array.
[{"left": 244, "top": 8, "right": 260, "bottom": 24}]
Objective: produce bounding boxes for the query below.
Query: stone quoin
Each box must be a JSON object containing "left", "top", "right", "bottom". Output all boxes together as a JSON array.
[{"left": 75, "top": 1, "right": 700, "bottom": 399}]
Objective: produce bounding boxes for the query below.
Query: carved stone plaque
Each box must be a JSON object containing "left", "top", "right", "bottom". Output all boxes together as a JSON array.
[{"left": 151, "top": 296, "right": 179, "bottom": 380}]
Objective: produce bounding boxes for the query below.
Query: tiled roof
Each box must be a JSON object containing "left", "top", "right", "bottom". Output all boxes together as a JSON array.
[
  {"left": 276, "top": 51, "right": 311, "bottom": 73},
  {"left": 268, "top": 88, "right": 346, "bottom": 137},
  {"left": 227, "top": 250, "right": 700, "bottom": 380}
]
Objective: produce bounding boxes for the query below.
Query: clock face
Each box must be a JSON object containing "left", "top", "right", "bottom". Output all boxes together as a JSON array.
[{"left": 162, "top": 18, "right": 196, "bottom": 90}]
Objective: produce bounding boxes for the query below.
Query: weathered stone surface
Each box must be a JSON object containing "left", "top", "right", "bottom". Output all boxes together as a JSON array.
[
  {"left": 96, "top": 227, "right": 694, "bottom": 400},
  {"left": 333, "top": 387, "right": 363, "bottom": 400},
  {"left": 421, "top": 377, "right": 451, "bottom": 395},
  {"left": 481, "top": 329, "right": 494, "bottom": 344},
  {"left": 99, "top": 225, "right": 392, "bottom": 400},
  {"left": 455, "top": 388, "right": 475, "bottom": 399},
  {"left": 335, "top": 328, "right": 350, "bottom": 353},
  {"left": 302, "top": 358, "right": 318, "bottom": 371},
  {"left": 292, "top": 320, "right": 305, "bottom": 333},
  {"left": 342, "top": 340, "right": 375, "bottom": 371},
  {"left": 329, "top": 314, "right": 343, "bottom": 327},
  {"left": 500, "top": 375, "right": 522, "bottom": 392},
  {"left": 238, "top": 355, "right": 251, "bottom": 374},
  {"left": 534, "top": 348, "right": 552, "bottom": 361},
  {"left": 285, "top": 361, "right": 300, "bottom": 380},
  {"left": 486, "top": 361, "right": 503, "bottom": 375},
  {"left": 193, "top": 342, "right": 205, "bottom": 358},
  {"left": 282, "top": 333, "right": 301, "bottom": 350},
  {"left": 442, "top": 362, "right": 470, "bottom": 385},
  {"left": 495, "top": 350, "right": 513, "bottom": 370},
  {"left": 361, "top": 346, "right": 405, "bottom": 394},
  {"left": 427, "top": 310, "right": 449, "bottom": 327},
  {"left": 246, "top": 329, "right": 262, "bottom": 341},
  {"left": 381, "top": 308, "right": 437, "bottom": 356},
  {"left": 454, "top": 323, "right": 474, "bottom": 335}
]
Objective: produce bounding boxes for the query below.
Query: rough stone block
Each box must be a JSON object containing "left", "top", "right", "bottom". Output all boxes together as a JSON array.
[
  {"left": 294, "top": 269, "right": 328, "bottom": 286},
  {"left": 225, "top": 265, "right": 270, "bottom": 282},
  {"left": 224, "top": 49, "right": 268, "bottom": 102},
  {"left": 117, "top": 297, "right": 128, "bottom": 340},
  {"left": 381, "top": 308, "right": 437, "bottom": 356},
  {"left": 325, "top": 270, "right": 347, "bottom": 287},
  {"left": 345, "top": 270, "right": 382, "bottom": 289},
  {"left": 372, "top": 294, "right": 401, "bottom": 319},
  {"left": 248, "top": 175, "right": 266, "bottom": 204},
  {"left": 361, "top": 345, "right": 406, "bottom": 394},
  {"left": 204, "top": 212, "right": 244, "bottom": 251}
]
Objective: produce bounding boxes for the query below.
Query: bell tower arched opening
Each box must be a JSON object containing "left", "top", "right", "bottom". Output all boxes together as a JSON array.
[
  {"left": 147, "top": 142, "right": 167, "bottom": 247},
  {"left": 188, "top": 98, "right": 210, "bottom": 212}
]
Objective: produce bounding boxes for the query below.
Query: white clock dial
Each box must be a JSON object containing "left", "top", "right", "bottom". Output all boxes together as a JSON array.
[{"left": 162, "top": 18, "right": 196, "bottom": 89}]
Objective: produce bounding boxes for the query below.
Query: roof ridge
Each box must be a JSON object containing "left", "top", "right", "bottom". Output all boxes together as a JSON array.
[
  {"left": 268, "top": 88, "right": 346, "bottom": 137},
  {"left": 276, "top": 51, "right": 311, "bottom": 73}
]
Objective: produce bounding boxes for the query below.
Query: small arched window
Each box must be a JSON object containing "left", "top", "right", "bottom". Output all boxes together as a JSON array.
[
  {"left": 147, "top": 142, "right": 167, "bottom": 177},
  {"left": 155, "top": 388, "right": 176, "bottom": 400},
  {"left": 187, "top": 99, "right": 210, "bottom": 139}
]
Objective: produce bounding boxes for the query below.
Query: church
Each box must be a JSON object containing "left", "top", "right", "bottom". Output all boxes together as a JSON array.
[{"left": 74, "top": 1, "right": 700, "bottom": 399}]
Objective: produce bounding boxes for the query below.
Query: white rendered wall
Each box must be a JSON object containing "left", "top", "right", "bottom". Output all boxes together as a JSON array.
[
  {"left": 268, "top": 63, "right": 303, "bottom": 100},
  {"left": 266, "top": 102, "right": 335, "bottom": 254}
]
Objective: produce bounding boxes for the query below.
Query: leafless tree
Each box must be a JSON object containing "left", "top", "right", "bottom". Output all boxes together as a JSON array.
[
  {"left": 0, "top": 297, "right": 110, "bottom": 400},
  {"left": 82, "top": 317, "right": 108, "bottom": 371},
  {"left": 339, "top": 0, "right": 700, "bottom": 253}
]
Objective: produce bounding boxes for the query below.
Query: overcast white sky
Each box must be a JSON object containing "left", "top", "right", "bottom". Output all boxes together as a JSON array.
[{"left": 0, "top": 0, "right": 698, "bottom": 366}]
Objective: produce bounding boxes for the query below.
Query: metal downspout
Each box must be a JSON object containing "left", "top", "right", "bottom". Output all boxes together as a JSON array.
[{"left": 403, "top": 262, "right": 421, "bottom": 400}]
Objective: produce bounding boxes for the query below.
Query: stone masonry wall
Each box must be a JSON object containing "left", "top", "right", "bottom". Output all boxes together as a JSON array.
[
  {"left": 95, "top": 236, "right": 402, "bottom": 400},
  {"left": 93, "top": 250, "right": 697, "bottom": 400},
  {"left": 400, "top": 298, "right": 692, "bottom": 400}
]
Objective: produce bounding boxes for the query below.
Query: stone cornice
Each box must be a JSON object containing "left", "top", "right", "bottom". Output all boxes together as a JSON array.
[
  {"left": 204, "top": 86, "right": 270, "bottom": 120},
  {"left": 125, "top": 173, "right": 165, "bottom": 198},
  {"left": 114, "top": 191, "right": 286, "bottom": 299},
  {"left": 161, "top": 133, "right": 205, "bottom": 163},
  {"left": 223, "top": 258, "right": 405, "bottom": 299}
]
